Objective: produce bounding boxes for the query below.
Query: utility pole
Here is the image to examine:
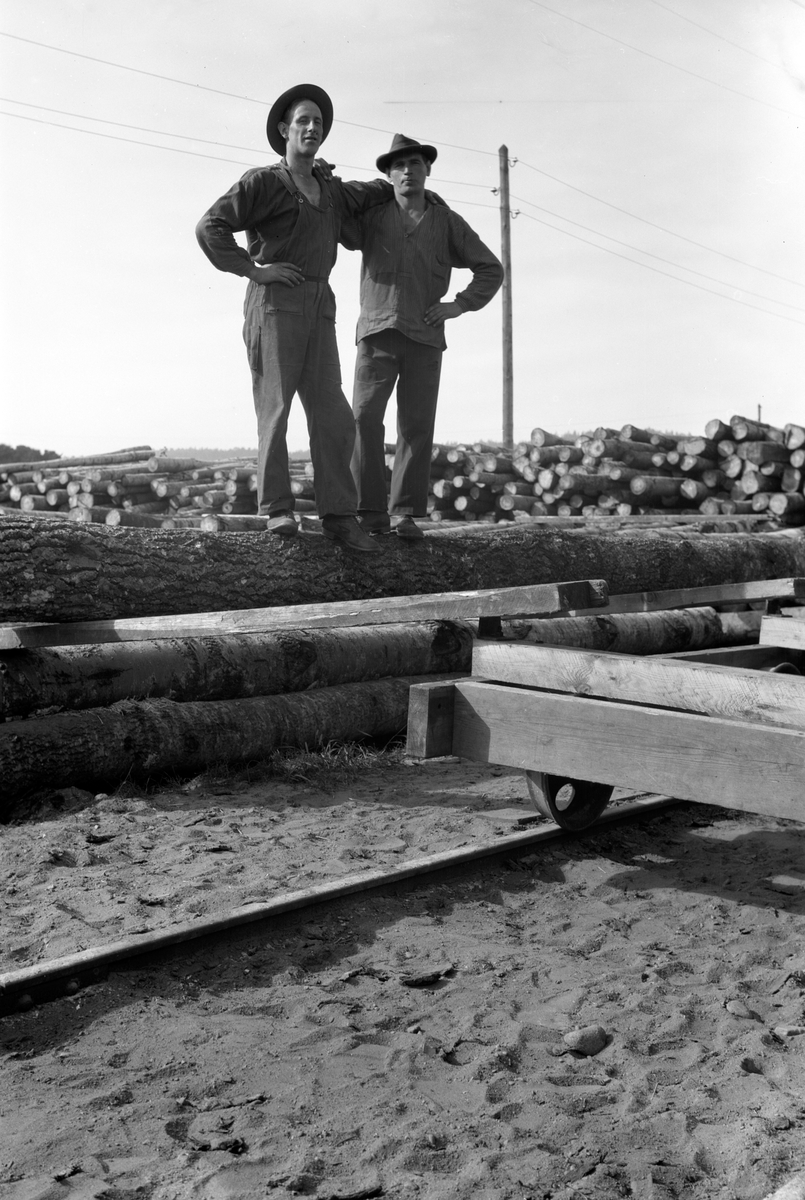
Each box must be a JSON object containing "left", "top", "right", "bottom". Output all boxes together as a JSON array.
[{"left": 499, "top": 145, "right": 514, "bottom": 450}]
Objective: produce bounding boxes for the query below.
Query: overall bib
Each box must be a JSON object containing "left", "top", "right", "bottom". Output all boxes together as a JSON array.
[{"left": 242, "top": 170, "right": 358, "bottom": 517}]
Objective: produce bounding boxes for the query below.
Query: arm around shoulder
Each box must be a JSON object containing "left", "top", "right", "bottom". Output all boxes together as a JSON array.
[{"left": 335, "top": 176, "right": 394, "bottom": 217}]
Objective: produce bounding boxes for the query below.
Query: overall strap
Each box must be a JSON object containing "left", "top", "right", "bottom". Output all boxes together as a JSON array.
[
  {"left": 265, "top": 162, "right": 338, "bottom": 280},
  {"left": 271, "top": 161, "right": 304, "bottom": 203},
  {"left": 270, "top": 161, "right": 334, "bottom": 209}
]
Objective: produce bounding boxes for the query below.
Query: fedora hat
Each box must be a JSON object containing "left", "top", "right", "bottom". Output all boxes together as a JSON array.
[
  {"left": 266, "top": 84, "right": 333, "bottom": 156},
  {"left": 376, "top": 133, "right": 438, "bottom": 175}
]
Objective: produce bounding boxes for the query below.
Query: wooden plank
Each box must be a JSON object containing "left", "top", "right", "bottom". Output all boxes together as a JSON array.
[
  {"left": 568, "top": 577, "right": 805, "bottom": 617},
  {"left": 451, "top": 681, "right": 805, "bottom": 821},
  {"left": 507, "top": 513, "right": 772, "bottom": 526},
  {"left": 406, "top": 681, "right": 458, "bottom": 758},
  {"left": 0, "top": 579, "right": 608, "bottom": 650},
  {"left": 471, "top": 641, "right": 805, "bottom": 731},
  {"left": 664, "top": 644, "right": 805, "bottom": 672},
  {"left": 760, "top": 615, "right": 805, "bottom": 651}
]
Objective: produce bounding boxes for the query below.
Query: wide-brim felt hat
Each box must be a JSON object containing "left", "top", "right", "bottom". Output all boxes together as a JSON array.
[
  {"left": 266, "top": 84, "right": 333, "bottom": 156},
  {"left": 376, "top": 133, "right": 438, "bottom": 174}
]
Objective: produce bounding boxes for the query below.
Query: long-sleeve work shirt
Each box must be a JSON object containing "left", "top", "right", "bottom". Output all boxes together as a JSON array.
[
  {"left": 195, "top": 164, "right": 393, "bottom": 281},
  {"left": 341, "top": 199, "right": 504, "bottom": 351}
]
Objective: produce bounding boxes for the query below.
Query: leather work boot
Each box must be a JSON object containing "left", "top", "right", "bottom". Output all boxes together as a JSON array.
[
  {"left": 322, "top": 515, "right": 381, "bottom": 553},
  {"left": 265, "top": 511, "right": 297, "bottom": 537},
  {"left": 358, "top": 511, "right": 392, "bottom": 535},
  {"left": 393, "top": 515, "right": 424, "bottom": 540}
]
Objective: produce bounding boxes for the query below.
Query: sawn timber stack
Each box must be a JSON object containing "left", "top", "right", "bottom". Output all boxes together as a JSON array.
[{"left": 1, "top": 516, "right": 804, "bottom": 623}]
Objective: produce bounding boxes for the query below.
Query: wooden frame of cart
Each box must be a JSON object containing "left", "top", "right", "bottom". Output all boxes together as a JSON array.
[{"left": 406, "top": 587, "right": 805, "bottom": 830}]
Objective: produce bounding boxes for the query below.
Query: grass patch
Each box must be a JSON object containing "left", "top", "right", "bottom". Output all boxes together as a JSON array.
[{"left": 155, "top": 735, "right": 408, "bottom": 797}]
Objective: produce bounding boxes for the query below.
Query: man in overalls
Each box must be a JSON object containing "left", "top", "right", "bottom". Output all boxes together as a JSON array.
[{"left": 196, "top": 84, "right": 388, "bottom": 552}]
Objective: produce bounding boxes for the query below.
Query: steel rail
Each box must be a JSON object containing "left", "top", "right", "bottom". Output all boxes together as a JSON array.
[{"left": 0, "top": 794, "right": 677, "bottom": 1010}]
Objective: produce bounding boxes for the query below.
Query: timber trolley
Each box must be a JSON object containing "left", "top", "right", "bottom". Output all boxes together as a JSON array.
[{"left": 407, "top": 578, "right": 805, "bottom": 830}]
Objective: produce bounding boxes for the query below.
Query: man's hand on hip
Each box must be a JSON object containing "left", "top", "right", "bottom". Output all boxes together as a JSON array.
[
  {"left": 248, "top": 262, "right": 305, "bottom": 287},
  {"left": 424, "top": 301, "right": 463, "bottom": 327}
]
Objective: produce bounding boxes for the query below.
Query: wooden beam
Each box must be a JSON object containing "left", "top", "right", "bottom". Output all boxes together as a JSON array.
[
  {"left": 505, "top": 513, "right": 772, "bottom": 526},
  {"left": 471, "top": 641, "right": 805, "bottom": 731},
  {"left": 760, "top": 615, "right": 805, "bottom": 652},
  {"left": 568, "top": 577, "right": 805, "bottom": 617},
  {"left": 406, "top": 680, "right": 459, "bottom": 759},
  {"left": 664, "top": 644, "right": 805, "bottom": 672},
  {"left": 0, "top": 579, "right": 608, "bottom": 650},
  {"left": 450, "top": 681, "right": 805, "bottom": 821}
]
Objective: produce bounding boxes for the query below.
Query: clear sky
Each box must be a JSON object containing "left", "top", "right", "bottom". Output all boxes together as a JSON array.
[{"left": 1, "top": 0, "right": 803, "bottom": 457}]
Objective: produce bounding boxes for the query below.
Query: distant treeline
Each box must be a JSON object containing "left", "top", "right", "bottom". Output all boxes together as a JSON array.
[
  {"left": 167, "top": 446, "right": 315, "bottom": 460},
  {"left": 0, "top": 443, "right": 60, "bottom": 463},
  {"left": 167, "top": 447, "right": 258, "bottom": 461}
]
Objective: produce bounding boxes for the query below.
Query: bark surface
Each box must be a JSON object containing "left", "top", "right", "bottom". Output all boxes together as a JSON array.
[
  {"left": 0, "top": 621, "right": 473, "bottom": 719},
  {"left": 0, "top": 676, "right": 432, "bottom": 806},
  {"left": 503, "top": 607, "right": 760, "bottom": 654},
  {"left": 1, "top": 517, "right": 804, "bottom": 623}
]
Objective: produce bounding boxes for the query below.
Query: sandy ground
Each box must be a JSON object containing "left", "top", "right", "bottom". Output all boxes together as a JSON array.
[{"left": 1, "top": 752, "right": 804, "bottom": 1200}]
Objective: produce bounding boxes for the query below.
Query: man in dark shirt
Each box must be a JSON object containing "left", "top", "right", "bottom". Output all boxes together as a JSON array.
[
  {"left": 195, "top": 84, "right": 388, "bottom": 552},
  {"left": 342, "top": 134, "right": 504, "bottom": 539}
]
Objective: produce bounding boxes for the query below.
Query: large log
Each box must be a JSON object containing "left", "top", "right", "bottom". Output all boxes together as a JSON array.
[
  {"left": 1, "top": 516, "right": 803, "bottom": 623},
  {"left": 501, "top": 606, "right": 761, "bottom": 654},
  {"left": 0, "top": 448, "right": 153, "bottom": 477},
  {"left": 730, "top": 416, "right": 786, "bottom": 444},
  {"left": 0, "top": 621, "right": 473, "bottom": 719},
  {"left": 0, "top": 676, "right": 433, "bottom": 806}
]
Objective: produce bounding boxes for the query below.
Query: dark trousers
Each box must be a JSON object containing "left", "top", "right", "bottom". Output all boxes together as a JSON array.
[
  {"left": 351, "top": 329, "right": 443, "bottom": 516},
  {"left": 243, "top": 281, "right": 358, "bottom": 517}
]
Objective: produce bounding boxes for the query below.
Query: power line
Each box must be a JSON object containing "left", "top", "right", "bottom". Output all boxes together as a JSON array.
[
  {"left": 523, "top": 0, "right": 802, "bottom": 119},
  {"left": 2, "top": 104, "right": 800, "bottom": 320},
  {"left": 438, "top": 193, "right": 803, "bottom": 325},
  {"left": 509, "top": 192, "right": 805, "bottom": 312},
  {"left": 2, "top": 65, "right": 801, "bottom": 314},
  {"left": 516, "top": 159, "right": 804, "bottom": 290},
  {"left": 0, "top": 95, "right": 267, "bottom": 154},
  {"left": 0, "top": 99, "right": 493, "bottom": 188},
  {"left": 1, "top": 102, "right": 798, "bottom": 326},
  {"left": 0, "top": 108, "right": 260, "bottom": 167},
  {"left": 337, "top": 118, "right": 496, "bottom": 157},
  {"left": 0, "top": 29, "right": 496, "bottom": 157},
  {"left": 0, "top": 30, "right": 270, "bottom": 104},
  {"left": 3, "top": 27, "right": 800, "bottom": 290},
  {"left": 4, "top": 81, "right": 799, "bottom": 292},
  {"left": 514, "top": 208, "right": 805, "bottom": 326},
  {"left": 645, "top": 0, "right": 791, "bottom": 70}
]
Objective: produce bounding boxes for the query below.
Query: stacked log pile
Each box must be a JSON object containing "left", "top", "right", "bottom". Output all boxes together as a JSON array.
[
  {"left": 702, "top": 417, "right": 805, "bottom": 524},
  {"left": 3, "top": 416, "right": 802, "bottom": 535},
  {"left": 425, "top": 417, "right": 805, "bottom": 528},
  {"left": 0, "top": 447, "right": 306, "bottom": 530}
]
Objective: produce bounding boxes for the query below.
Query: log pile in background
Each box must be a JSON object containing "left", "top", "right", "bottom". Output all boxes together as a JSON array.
[
  {"left": 2, "top": 415, "right": 803, "bottom": 534},
  {"left": 0, "top": 446, "right": 302, "bottom": 531},
  {"left": 426, "top": 416, "right": 805, "bottom": 528}
]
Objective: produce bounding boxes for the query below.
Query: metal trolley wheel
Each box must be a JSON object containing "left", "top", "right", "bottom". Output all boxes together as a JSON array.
[{"left": 526, "top": 771, "right": 614, "bottom": 832}]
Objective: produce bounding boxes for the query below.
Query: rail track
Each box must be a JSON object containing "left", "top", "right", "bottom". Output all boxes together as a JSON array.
[{"left": 0, "top": 792, "right": 676, "bottom": 1017}]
